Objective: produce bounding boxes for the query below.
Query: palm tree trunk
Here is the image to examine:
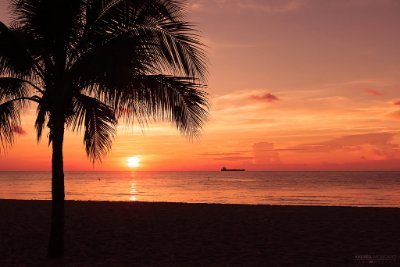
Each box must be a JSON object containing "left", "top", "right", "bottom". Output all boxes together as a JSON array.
[{"left": 47, "top": 117, "right": 65, "bottom": 258}]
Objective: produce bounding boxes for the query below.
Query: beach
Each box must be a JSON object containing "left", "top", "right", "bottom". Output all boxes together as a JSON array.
[{"left": 1, "top": 200, "right": 399, "bottom": 266}]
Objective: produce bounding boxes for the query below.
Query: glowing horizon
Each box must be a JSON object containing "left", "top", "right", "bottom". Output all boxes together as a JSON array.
[{"left": 1, "top": 0, "right": 400, "bottom": 171}]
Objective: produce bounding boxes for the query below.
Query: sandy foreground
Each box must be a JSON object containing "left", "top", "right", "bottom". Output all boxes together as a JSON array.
[{"left": 0, "top": 200, "right": 399, "bottom": 266}]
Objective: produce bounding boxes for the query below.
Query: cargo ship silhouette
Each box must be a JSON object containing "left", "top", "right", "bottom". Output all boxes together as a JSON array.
[{"left": 221, "top": 166, "right": 245, "bottom": 171}]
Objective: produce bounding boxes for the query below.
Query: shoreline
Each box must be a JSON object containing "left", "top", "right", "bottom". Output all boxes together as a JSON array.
[
  {"left": 1, "top": 200, "right": 400, "bottom": 266},
  {"left": 2, "top": 198, "right": 400, "bottom": 209}
]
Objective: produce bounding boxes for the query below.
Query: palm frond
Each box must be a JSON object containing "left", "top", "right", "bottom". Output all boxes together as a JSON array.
[
  {"left": 0, "top": 76, "right": 33, "bottom": 149},
  {"left": 69, "top": 32, "right": 152, "bottom": 91},
  {"left": 74, "top": 0, "right": 207, "bottom": 80},
  {"left": 0, "top": 78, "right": 42, "bottom": 147},
  {"left": 0, "top": 99, "right": 23, "bottom": 150},
  {"left": 1, "top": 0, "right": 209, "bottom": 161},
  {"left": 34, "top": 102, "right": 48, "bottom": 142},
  {"left": 0, "top": 22, "right": 37, "bottom": 78},
  {"left": 0, "top": 76, "right": 36, "bottom": 102},
  {"left": 11, "top": 0, "right": 85, "bottom": 57},
  {"left": 112, "top": 75, "right": 208, "bottom": 137},
  {"left": 68, "top": 93, "right": 117, "bottom": 162}
]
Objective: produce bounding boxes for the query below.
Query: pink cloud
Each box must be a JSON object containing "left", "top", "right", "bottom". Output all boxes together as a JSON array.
[
  {"left": 11, "top": 125, "right": 27, "bottom": 135},
  {"left": 393, "top": 100, "right": 400, "bottom": 106},
  {"left": 365, "top": 88, "right": 383, "bottom": 96},
  {"left": 250, "top": 92, "right": 280, "bottom": 103}
]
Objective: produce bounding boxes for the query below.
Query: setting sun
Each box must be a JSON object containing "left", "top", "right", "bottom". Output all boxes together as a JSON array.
[{"left": 127, "top": 156, "right": 141, "bottom": 168}]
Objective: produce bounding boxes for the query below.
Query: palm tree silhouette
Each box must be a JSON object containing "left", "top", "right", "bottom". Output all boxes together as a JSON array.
[{"left": 0, "top": 0, "right": 208, "bottom": 258}]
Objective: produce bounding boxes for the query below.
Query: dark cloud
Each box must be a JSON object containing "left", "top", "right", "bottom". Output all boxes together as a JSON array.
[
  {"left": 393, "top": 100, "right": 400, "bottom": 105},
  {"left": 249, "top": 92, "right": 280, "bottom": 103},
  {"left": 11, "top": 125, "right": 27, "bottom": 135}
]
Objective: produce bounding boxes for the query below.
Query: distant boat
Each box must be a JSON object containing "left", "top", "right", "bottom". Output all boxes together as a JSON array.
[{"left": 221, "top": 166, "right": 245, "bottom": 171}]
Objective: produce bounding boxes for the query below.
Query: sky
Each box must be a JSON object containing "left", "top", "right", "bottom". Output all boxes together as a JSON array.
[{"left": 1, "top": 0, "right": 400, "bottom": 171}]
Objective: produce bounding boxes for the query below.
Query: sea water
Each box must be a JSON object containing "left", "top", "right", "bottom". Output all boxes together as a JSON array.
[{"left": 0, "top": 171, "right": 399, "bottom": 207}]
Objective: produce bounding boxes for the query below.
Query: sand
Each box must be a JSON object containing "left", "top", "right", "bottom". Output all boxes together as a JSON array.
[{"left": 0, "top": 200, "right": 399, "bottom": 266}]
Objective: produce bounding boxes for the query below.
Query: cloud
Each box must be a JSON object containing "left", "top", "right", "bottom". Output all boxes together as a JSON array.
[
  {"left": 11, "top": 125, "right": 27, "bottom": 135},
  {"left": 200, "top": 151, "right": 250, "bottom": 156},
  {"left": 253, "top": 142, "right": 281, "bottom": 165},
  {"left": 188, "top": 0, "right": 307, "bottom": 14},
  {"left": 245, "top": 133, "right": 400, "bottom": 170},
  {"left": 387, "top": 110, "right": 400, "bottom": 120},
  {"left": 199, "top": 151, "right": 253, "bottom": 161},
  {"left": 365, "top": 88, "right": 384, "bottom": 96},
  {"left": 289, "top": 132, "right": 399, "bottom": 160},
  {"left": 243, "top": 118, "right": 276, "bottom": 124},
  {"left": 393, "top": 100, "right": 400, "bottom": 106},
  {"left": 187, "top": 2, "right": 203, "bottom": 11},
  {"left": 249, "top": 92, "right": 280, "bottom": 103},
  {"left": 211, "top": 89, "right": 281, "bottom": 122},
  {"left": 237, "top": 0, "right": 307, "bottom": 13},
  {"left": 212, "top": 156, "right": 254, "bottom": 161}
]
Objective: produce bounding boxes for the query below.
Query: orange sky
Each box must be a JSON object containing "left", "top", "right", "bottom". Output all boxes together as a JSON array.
[{"left": 1, "top": 0, "right": 400, "bottom": 171}]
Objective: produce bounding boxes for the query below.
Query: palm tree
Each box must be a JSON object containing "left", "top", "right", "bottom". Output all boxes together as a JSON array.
[{"left": 0, "top": 0, "right": 208, "bottom": 258}]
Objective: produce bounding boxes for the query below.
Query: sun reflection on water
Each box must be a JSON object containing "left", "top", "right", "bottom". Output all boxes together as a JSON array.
[{"left": 130, "top": 181, "right": 137, "bottom": 201}]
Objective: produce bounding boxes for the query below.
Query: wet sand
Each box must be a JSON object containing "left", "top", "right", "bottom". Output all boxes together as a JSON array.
[{"left": 0, "top": 200, "right": 399, "bottom": 266}]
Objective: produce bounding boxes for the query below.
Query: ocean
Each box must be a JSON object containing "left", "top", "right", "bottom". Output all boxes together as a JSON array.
[{"left": 0, "top": 171, "right": 399, "bottom": 207}]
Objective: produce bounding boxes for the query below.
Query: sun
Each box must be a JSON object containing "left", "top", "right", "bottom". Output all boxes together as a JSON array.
[{"left": 127, "top": 156, "right": 141, "bottom": 168}]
